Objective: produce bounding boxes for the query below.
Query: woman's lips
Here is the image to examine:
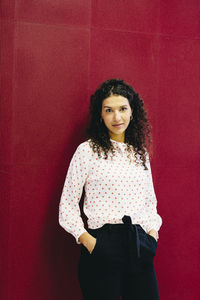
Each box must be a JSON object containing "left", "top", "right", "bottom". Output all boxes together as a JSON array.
[{"left": 112, "top": 123, "right": 123, "bottom": 127}]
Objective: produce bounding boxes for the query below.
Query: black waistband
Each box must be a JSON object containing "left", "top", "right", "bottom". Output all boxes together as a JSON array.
[{"left": 88, "top": 215, "right": 142, "bottom": 259}]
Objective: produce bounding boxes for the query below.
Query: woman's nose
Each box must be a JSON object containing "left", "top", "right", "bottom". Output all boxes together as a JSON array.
[{"left": 113, "top": 111, "right": 121, "bottom": 122}]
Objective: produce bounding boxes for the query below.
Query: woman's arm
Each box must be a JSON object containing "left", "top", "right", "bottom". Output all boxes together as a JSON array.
[
  {"left": 144, "top": 153, "right": 162, "bottom": 239},
  {"left": 58, "top": 143, "right": 89, "bottom": 244}
]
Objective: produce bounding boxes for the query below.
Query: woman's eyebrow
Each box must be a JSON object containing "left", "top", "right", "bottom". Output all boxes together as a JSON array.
[{"left": 103, "top": 105, "right": 128, "bottom": 108}]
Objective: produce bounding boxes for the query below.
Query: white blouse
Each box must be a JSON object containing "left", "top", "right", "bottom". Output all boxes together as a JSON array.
[{"left": 58, "top": 139, "right": 162, "bottom": 244}]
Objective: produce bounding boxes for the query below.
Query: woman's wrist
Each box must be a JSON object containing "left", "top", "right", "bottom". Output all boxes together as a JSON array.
[
  {"left": 78, "top": 232, "right": 96, "bottom": 253},
  {"left": 78, "top": 232, "right": 91, "bottom": 246}
]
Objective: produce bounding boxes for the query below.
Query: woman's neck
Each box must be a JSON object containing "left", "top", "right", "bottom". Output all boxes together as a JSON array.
[{"left": 109, "top": 132, "right": 125, "bottom": 143}]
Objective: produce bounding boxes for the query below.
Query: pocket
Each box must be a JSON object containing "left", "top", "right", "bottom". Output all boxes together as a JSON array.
[
  {"left": 90, "top": 236, "right": 99, "bottom": 256},
  {"left": 89, "top": 230, "right": 109, "bottom": 260},
  {"left": 139, "top": 230, "right": 157, "bottom": 258},
  {"left": 147, "top": 233, "right": 157, "bottom": 246},
  {"left": 138, "top": 226, "right": 157, "bottom": 247}
]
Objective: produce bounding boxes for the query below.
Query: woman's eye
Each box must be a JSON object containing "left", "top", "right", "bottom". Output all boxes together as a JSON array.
[{"left": 105, "top": 108, "right": 127, "bottom": 113}]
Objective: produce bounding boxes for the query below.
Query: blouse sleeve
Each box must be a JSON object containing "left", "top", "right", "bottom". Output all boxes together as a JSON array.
[
  {"left": 143, "top": 153, "right": 163, "bottom": 232},
  {"left": 58, "top": 144, "right": 89, "bottom": 244}
]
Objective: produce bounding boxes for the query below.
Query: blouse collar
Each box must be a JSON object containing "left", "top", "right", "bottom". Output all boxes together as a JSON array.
[
  {"left": 110, "top": 138, "right": 127, "bottom": 154},
  {"left": 110, "top": 138, "right": 126, "bottom": 145}
]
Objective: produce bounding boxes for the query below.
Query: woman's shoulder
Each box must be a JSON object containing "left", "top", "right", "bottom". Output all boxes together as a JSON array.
[{"left": 75, "top": 139, "right": 93, "bottom": 153}]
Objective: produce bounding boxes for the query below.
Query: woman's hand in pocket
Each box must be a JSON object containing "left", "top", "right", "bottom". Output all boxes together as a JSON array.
[
  {"left": 78, "top": 232, "right": 97, "bottom": 254},
  {"left": 87, "top": 236, "right": 97, "bottom": 254},
  {"left": 147, "top": 229, "right": 159, "bottom": 242}
]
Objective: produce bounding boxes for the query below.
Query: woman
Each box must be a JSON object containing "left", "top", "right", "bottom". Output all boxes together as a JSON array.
[{"left": 58, "top": 78, "right": 162, "bottom": 300}]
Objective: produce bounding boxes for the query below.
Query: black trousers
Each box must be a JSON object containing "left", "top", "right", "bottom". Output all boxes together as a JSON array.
[{"left": 78, "top": 215, "right": 159, "bottom": 300}]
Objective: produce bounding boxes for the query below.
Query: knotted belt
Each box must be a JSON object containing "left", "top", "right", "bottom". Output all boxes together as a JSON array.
[
  {"left": 101, "top": 215, "right": 141, "bottom": 270},
  {"left": 122, "top": 215, "right": 141, "bottom": 258}
]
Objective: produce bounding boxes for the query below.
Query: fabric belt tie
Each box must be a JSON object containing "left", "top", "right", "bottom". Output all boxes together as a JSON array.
[
  {"left": 122, "top": 215, "right": 141, "bottom": 259},
  {"left": 101, "top": 215, "right": 141, "bottom": 270}
]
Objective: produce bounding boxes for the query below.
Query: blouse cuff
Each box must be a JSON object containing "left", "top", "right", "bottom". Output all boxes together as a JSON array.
[{"left": 146, "top": 216, "right": 162, "bottom": 233}]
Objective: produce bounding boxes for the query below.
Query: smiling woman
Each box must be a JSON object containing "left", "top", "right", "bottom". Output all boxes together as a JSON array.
[
  {"left": 86, "top": 78, "right": 152, "bottom": 169},
  {"left": 101, "top": 95, "right": 133, "bottom": 143},
  {"left": 58, "top": 78, "right": 162, "bottom": 300}
]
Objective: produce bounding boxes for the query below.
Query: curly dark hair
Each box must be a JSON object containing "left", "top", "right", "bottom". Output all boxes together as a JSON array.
[{"left": 86, "top": 78, "right": 153, "bottom": 170}]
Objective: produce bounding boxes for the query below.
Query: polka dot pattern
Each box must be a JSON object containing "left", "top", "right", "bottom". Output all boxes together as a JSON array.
[{"left": 58, "top": 139, "right": 162, "bottom": 244}]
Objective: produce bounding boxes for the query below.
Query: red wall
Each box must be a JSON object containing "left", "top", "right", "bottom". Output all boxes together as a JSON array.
[{"left": 1, "top": 1, "right": 200, "bottom": 299}]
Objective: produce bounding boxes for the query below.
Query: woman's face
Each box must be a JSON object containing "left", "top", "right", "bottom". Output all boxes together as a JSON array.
[{"left": 101, "top": 94, "right": 133, "bottom": 141}]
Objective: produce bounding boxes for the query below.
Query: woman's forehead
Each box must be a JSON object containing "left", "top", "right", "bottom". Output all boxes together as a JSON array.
[{"left": 102, "top": 95, "right": 129, "bottom": 107}]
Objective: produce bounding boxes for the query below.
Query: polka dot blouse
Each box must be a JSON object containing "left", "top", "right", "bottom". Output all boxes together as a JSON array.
[{"left": 58, "top": 138, "right": 162, "bottom": 244}]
